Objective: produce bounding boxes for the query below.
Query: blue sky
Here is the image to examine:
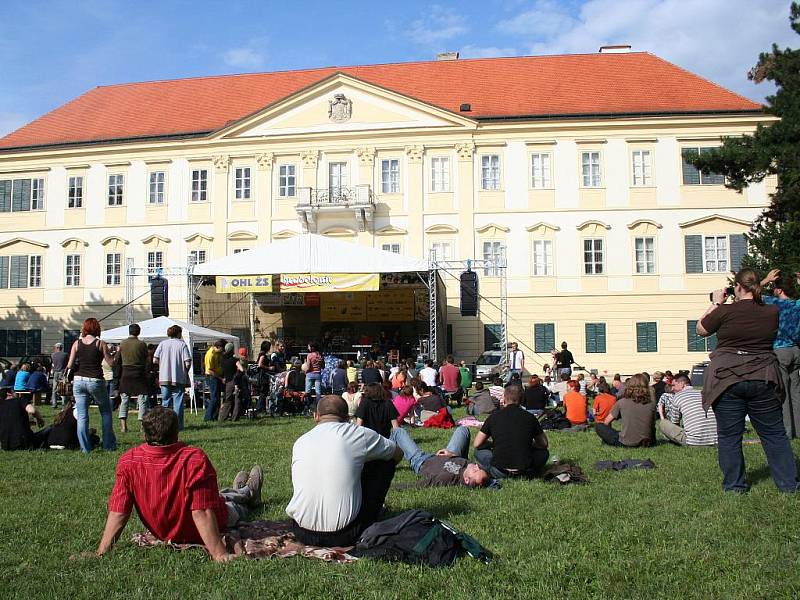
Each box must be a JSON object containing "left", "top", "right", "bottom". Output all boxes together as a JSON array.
[{"left": 0, "top": 0, "right": 796, "bottom": 137}]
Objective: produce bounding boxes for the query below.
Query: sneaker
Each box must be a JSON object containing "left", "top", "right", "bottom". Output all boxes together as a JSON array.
[
  {"left": 246, "top": 465, "right": 263, "bottom": 506},
  {"left": 232, "top": 470, "right": 248, "bottom": 490}
]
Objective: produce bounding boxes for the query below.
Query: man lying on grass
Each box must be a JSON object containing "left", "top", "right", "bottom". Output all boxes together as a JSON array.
[
  {"left": 390, "top": 426, "right": 490, "bottom": 488},
  {"left": 85, "top": 407, "right": 263, "bottom": 562}
]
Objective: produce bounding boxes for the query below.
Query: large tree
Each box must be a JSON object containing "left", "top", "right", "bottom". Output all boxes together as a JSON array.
[{"left": 690, "top": 2, "right": 800, "bottom": 275}]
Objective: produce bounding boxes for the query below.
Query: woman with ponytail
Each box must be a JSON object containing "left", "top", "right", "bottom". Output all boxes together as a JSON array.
[{"left": 697, "top": 268, "right": 799, "bottom": 492}]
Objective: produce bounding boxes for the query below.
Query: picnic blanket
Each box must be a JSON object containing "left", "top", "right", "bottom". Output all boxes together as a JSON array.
[
  {"left": 456, "top": 416, "right": 483, "bottom": 428},
  {"left": 131, "top": 519, "right": 358, "bottom": 563}
]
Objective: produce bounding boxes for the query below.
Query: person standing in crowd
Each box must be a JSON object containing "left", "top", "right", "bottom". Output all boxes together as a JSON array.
[
  {"left": 595, "top": 374, "right": 656, "bottom": 447},
  {"left": 554, "top": 342, "right": 575, "bottom": 379},
  {"left": 204, "top": 340, "right": 225, "bottom": 421},
  {"left": 592, "top": 381, "right": 617, "bottom": 424},
  {"left": 523, "top": 375, "right": 549, "bottom": 414},
  {"left": 698, "top": 269, "right": 798, "bottom": 492},
  {"left": 219, "top": 343, "right": 245, "bottom": 422},
  {"left": 331, "top": 360, "right": 349, "bottom": 396},
  {"left": 66, "top": 317, "right": 117, "bottom": 453},
  {"left": 304, "top": 342, "right": 324, "bottom": 409},
  {"left": 438, "top": 355, "right": 462, "bottom": 404},
  {"left": 508, "top": 342, "right": 525, "bottom": 380},
  {"left": 658, "top": 373, "right": 717, "bottom": 446},
  {"left": 118, "top": 324, "right": 150, "bottom": 434},
  {"left": 255, "top": 341, "right": 273, "bottom": 416},
  {"left": 458, "top": 360, "right": 473, "bottom": 395},
  {"left": 153, "top": 324, "right": 192, "bottom": 430},
  {"left": 761, "top": 270, "right": 800, "bottom": 438},
  {"left": 50, "top": 342, "right": 68, "bottom": 407}
]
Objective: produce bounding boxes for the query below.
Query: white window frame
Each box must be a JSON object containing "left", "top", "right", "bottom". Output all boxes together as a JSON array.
[
  {"left": 105, "top": 252, "right": 121, "bottom": 286},
  {"left": 480, "top": 154, "right": 501, "bottom": 190},
  {"left": 381, "top": 243, "right": 401, "bottom": 254},
  {"left": 631, "top": 149, "right": 653, "bottom": 187},
  {"left": 148, "top": 171, "right": 166, "bottom": 204},
  {"left": 107, "top": 174, "right": 124, "bottom": 206},
  {"left": 429, "top": 241, "right": 453, "bottom": 262},
  {"left": 278, "top": 164, "right": 296, "bottom": 198},
  {"left": 430, "top": 156, "right": 450, "bottom": 192},
  {"left": 703, "top": 235, "right": 729, "bottom": 273},
  {"left": 29, "top": 255, "right": 42, "bottom": 288},
  {"left": 65, "top": 254, "right": 81, "bottom": 287},
  {"left": 530, "top": 152, "right": 552, "bottom": 189},
  {"left": 68, "top": 176, "right": 83, "bottom": 208},
  {"left": 189, "top": 249, "right": 207, "bottom": 265},
  {"left": 532, "top": 239, "right": 554, "bottom": 276},
  {"left": 634, "top": 236, "right": 656, "bottom": 274},
  {"left": 147, "top": 250, "right": 164, "bottom": 273},
  {"left": 191, "top": 169, "right": 208, "bottom": 202},
  {"left": 234, "top": 166, "right": 252, "bottom": 200},
  {"left": 31, "top": 178, "right": 45, "bottom": 210},
  {"left": 381, "top": 159, "right": 400, "bottom": 194},
  {"left": 482, "top": 240, "right": 504, "bottom": 277},
  {"left": 581, "top": 151, "right": 602, "bottom": 188},
  {"left": 583, "top": 238, "right": 604, "bottom": 275}
]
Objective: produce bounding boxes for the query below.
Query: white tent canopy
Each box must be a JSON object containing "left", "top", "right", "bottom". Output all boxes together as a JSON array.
[
  {"left": 193, "top": 233, "right": 429, "bottom": 276},
  {"left": 101, "top": 316, "right": 238, "bottom": 346}
]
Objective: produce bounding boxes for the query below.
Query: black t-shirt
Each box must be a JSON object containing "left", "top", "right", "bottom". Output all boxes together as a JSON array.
[
  {"left": 479, "top": 404, "right": 544, "bottom": 472},
  {"left": 47, "top": 410, "right": 78, "bottom": 449},
  {"left": 419, "top": 393, "right": 445, "bottom": 412},
  {"left": 221, "top": 355, "right": 239, "bottom": 381},
  {"left": 556, "top": 350, "right": 574, "bottom": 369},
  {"left": 653, "top": 381, "right": 667, "bottom": 403},
  {"left": 287, "top": 370, "right": 305, "bottom": 392},
  {"left": 270, "top": 352, "right": 286, "bottom": 373},
  {"left": 523, "top": 384, "right": 549, "bottom": 410},
  {"left": 355, "top": 397, "right": 398, "bottom": 438},
  {"left": 361, "top": 367, "right": 382, "bottom": 385},
  {"left": 0, "top": 397, "right": 33, "bottom": 450}
]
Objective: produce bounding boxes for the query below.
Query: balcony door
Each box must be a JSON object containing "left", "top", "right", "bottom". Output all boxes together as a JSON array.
[{"left": 329, "top": 162, "right": 348, "bottom": 203}]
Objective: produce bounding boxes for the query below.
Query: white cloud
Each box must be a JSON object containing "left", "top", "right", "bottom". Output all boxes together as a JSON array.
[
  {"left": 494, "top": 0, "right": 797, "bottom": 101},
  {"left": 222, "top": 47, "right": 266, "bottom": 70},
  {"left": 459, "top": 45, "right": 517, "bottom": 59},
  {"left": 407, "top": 5, "right": 468, "bottom": 46},
  {"left": 0, "top": 111, "right": 29, "bottom": 139}
]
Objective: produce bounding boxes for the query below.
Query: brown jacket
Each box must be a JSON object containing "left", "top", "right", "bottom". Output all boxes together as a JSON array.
[{"left": 702, "top": 347, "right": 783, "bottom": 410}]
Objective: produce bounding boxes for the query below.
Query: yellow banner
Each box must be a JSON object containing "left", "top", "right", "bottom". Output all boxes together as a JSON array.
[
  {"left": 367, "top": 289, "right": 415, "bottom": 322},
  {"left": 216, "top": 275, "right": 273, "bottom": 294},
  {"left": 279, "top": 273, "right": 379, "bottom": 293},
  {"left": 320, "top": 292, "right": 367, "bottom": 322}
]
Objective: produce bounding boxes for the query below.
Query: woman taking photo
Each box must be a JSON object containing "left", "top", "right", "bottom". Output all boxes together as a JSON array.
[
  {"left": 698, "top": 268, "right": 798, "bottom": 493},
  {"left": 66, "top": 318, "right": 117, "bottom": 453}
]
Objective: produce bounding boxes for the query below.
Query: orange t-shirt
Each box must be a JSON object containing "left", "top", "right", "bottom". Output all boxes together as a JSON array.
[
  {"left": 592, "top": 393, "right": 617, "bottom": 423},
  {"left": 563, "top": 391, "right": 587, "bottom": 425}
]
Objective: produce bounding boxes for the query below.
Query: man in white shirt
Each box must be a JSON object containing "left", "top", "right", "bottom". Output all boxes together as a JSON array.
[
  {"left": 419, "top": 360, "right": 438, "bottom": 388},
  {"left": 508, "top": 342, "right": 525, "bottom": 381},
  {"left": 286, "top": 395, "right": 403, "bottom": 546}
]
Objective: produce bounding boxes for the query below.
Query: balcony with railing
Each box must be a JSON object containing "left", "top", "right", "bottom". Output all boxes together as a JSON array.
[{"left": 296, "top": 184, "right": 375, "bottom": 232}]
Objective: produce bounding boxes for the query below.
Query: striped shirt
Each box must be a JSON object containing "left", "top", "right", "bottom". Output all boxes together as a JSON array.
[{"left": 669, "top": 387, "right": 717, "bottom": 446}]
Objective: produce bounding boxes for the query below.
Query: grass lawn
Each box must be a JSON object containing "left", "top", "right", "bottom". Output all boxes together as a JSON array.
[{"left": 1, "top": 406, "right": 799, "bottom": 600}]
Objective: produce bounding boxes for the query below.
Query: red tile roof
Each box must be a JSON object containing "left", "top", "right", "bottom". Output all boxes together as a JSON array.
[{"left": 0, "top": 52, "right": 762, "bottom": 151}]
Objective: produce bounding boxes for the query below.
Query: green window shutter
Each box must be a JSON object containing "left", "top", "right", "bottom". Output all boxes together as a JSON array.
[
  {"left": 706, "top": 333, "right": 718, "bottom": 351},
  {"left": 699, "top": 148, "right": 725, "bottom": 185},
  {"left": 586, "top": 323, "right": 606, "bottom": 353},
  {"left": 9, "top": 256, "right": 28, "bottom": 289},
  {"left": 681, "top": 148, "right": 700, "bottom": 184},
  {"left": 0, "top": 180, "right": 11, "bottom": 212},
  {"left": 534, "top": 323, "right": 555, "bottom": 353},
  {"left": 0, "top": 256, "right": 8, "bottom": 289},
  {"left": 12, "top": 179, "right": 31, "bottom": 212},
  {"left": 729, "top": 234, "right": 748, "bottom": 271},
  {"left": 484, "top": 324, "right": 502, "bottom": 351},
  {"left": 636, "top": 322, "right": 657, "bottom": 352},
  {"left": 684, "top": 235, "right": 703, "bottom": 273},
  {"left": 687, "top": 320, "right": 703, "bottom": 352},
  {"left": 7, "top": 330, "right": 26, "bottom": 356}
]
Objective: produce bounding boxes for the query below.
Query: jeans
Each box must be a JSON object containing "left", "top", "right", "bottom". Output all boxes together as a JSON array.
[
  {"left": 775, "top": 346, "right": 800, "bottom": 438},
  {"left": 595, "top": 423, "right": 622, "bottom": 446},
  {"left": 475, "top": 445, "right": 549, "bottom": 479},
  {"left": 119, "top": 393, "right": 149, "bottom": 421},
  {"left": 160, "top": 384, "right": 185, "bottom": 430},
  {"left": 73, "top": 376, "right": 116, "bottom": 453},
  {"left": 390, "top": 426, "right": 470, "bottom": 474},
  {"left": 219, "top": 486, "right": 255, "bottom": 528},
  {"left": 50, "top": 370, "right": 64, "bottom": 406},
  {"left": 558, "top": 368, "right": 572, "bottom": 379},
  {"left": 713, "top": 380, "right": 799, "bottom": 492},
  {"left": 204, "top": 376, "right": 221, "bottom": 421},
  {"left": 305, "top": 372, "right": 322, "bottom": 408}
]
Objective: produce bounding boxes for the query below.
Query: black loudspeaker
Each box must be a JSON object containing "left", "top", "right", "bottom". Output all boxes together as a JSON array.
[
  {"left": 460, "top": 270, "right": 479, "bottom": 317},
  {"left": 690, "top": 362, "right": 708, "bottom": 387},
  {"left": 150, "top": 277, "right": 169, "bottom": 318}
]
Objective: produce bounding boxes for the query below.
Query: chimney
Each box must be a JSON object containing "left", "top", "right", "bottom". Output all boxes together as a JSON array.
[
  {"left": 437, "top": 51, "right": 459, "bottom": 61},
  {"left": 599, "top": 44, "right": 632, "bottom": 54}
]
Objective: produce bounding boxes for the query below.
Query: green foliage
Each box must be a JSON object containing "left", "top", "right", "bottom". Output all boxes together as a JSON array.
[
  {"left": 1, "top": 408, "right": 800, "bottom": 599},
  {"left": 690, "top": 2, "right": 800, "bottom": 276}
]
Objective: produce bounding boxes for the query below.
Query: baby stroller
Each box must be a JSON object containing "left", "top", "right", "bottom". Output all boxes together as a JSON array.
[{"left": 273, "top": 370, "right": 306, "bottom": 416}]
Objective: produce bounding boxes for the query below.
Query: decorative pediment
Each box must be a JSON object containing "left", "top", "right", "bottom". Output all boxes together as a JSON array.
[
  {"left": 375, "top": 225, "right": 408, "bottom": 236},
  {"left": 525, "top": 222, "right": 560, "bottom": 233},
  {"left": 321, "top": 226, "right": 357, "bottom": 237},
  {"left": 227, "top": 230, "right": 258, "bottom": 241},
  {"left": 476, "top": 223, "right": 510, "bottom": 235},
  {"left": 184, "top": 233, "right": 214, "bottom": 243},
  {"left": 60, "top": 238, "right": 88, "bottom": 248},
  {"left": 272, "top": 229, "right": 298, "bottom": 239},
  {"left": 141, "top": 234, "right": 171, "bottom": 244},
  {"left": 679, "top": 214, "right": 751, "bottom": 228},
  {"left": 627, "top": 219, "right": 663, "bottom": 230},
  {"left": 0, "top": 237, "right": 49, "bottom": 250},
  {"left": 576, "top": 220, "right": 612, "bottom": 231},
  {"left": 216, "top": 73, "right": 476, "bottom": 140},
  {"left": 425, "top": 224, "right": 458, "bottom": 234},
  {"left": 100, "top": 236, "right": 129, "bottom": 246}
]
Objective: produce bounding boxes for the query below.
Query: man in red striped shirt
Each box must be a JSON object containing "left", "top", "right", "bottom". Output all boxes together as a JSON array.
[{"left": 89, "top": 407, "right": 262, "bottom": 562}]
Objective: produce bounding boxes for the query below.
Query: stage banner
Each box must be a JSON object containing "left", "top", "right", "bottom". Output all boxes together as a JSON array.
[
  {"left": 366, "top": 289, "right": 415, "bottom": 322},
  {"left": 217, "top": 275, "right": 273, "bottom": 294},
  {"left": 280, "top": 273, "right": 379, "bottom": 293},
  {"left": 320, "top": 292, "right": 367, "bottom": 321}
]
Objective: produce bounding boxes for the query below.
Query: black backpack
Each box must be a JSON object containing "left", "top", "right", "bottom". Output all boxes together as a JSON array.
[{"left": 352, "top": 510, "right": 490, "bottom": 567}]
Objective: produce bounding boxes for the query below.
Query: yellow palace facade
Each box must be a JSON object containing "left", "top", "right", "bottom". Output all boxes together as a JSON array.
[{"left": 0, "top": 49, "right": 775, "bottom": 374}]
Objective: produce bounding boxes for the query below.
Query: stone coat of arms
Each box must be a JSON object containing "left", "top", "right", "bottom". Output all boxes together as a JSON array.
[{"left": 328, "top": 93, "right": 352, "bottom": 123}]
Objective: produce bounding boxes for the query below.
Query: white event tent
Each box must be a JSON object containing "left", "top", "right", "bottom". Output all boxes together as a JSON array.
[{"left": 102, "top": 316, "right": 239, "bottom": 413}]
